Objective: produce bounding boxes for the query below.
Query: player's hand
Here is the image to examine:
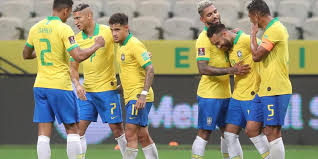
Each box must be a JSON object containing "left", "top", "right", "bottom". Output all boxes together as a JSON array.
[
  {"left": 94, "top": 36, "right": 105, "bottom": 48},
  {"left": 233, "top": 61, "right": 250, "bottom": 75},
  {"left": 251, "top": 22, "right": 259, "bottom": 36},
  {"left": 136, "top": 94, "right": 146, "bottom": 110},
  {"left": 75, "top": 84, "right": 87, "bottom": 101},
  {"left": 116, "top": 84, "right": 123, "bottom": 95},
  {"left": 148, "top": 52, "right": 152, "bottom": 59}
]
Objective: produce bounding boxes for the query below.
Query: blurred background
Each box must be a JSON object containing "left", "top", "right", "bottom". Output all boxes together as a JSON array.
[{"left": 0, "top": 0, "right": 318, "bottom": 158}]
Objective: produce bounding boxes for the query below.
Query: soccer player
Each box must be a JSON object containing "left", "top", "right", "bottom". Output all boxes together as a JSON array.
[
  {"left": 70, "top": 4, "right": 126, "bottom": 158},
  {"left": 208, "top": 23, "right": 272, "bottom": 159},
  {"left": 192, "top": 1, "right": 250, "bottom": 159},
  {"left": 247, "top": 0, "right": 292, "bottom": 158},
  {"left": 109, "top": 13, "right": 159, "bottom": 159},
  {"left": 22, "top": 0, "right": 105, "bottom": 159}
]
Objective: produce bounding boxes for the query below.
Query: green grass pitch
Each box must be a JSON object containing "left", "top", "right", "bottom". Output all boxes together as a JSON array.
[{"left": 0, "top": 144, "right": 317, "bottom": 159}]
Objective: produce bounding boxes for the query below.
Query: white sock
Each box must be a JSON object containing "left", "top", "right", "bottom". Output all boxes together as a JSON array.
[
  {"left": 250, "top": 133, "right": 271, "bottom": 159},
  {"left": 37, "top": 135, "right": 51, "bottom": 159},
  {"left": 224, "top": 132, "right": 243, "bottom": 159},
  {"left": 220, "top": 137, "right": 230, "bottom": 159},
  {"left": 115, "top": 133, "right": 127, "bottom": 156},
  {"left": 123, "top": 147, "right": 138, "bottom": 159},
  {"left": 142, "top": 143, "right": 159, "bottom": 159},
  {"left": 269, "top": 137, "right": 285, "bottom": 159},
  {"left": 67, "top": 134, "right": 82, "bottom": 159},
  {"left": 80, "top": 136, "right": 87, "bottom": 159},
  {"left": 191, "top": 136, "right": 208, "bottom": 159}
]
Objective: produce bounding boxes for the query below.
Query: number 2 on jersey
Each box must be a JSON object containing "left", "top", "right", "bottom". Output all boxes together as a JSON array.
[{"left": 40, "top": 39, "right": 53, "bottom": 66}]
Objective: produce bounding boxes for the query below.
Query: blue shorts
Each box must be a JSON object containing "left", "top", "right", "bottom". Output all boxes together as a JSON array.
[
  {"left": 125, "top": 100, "right": 152, "bottom": 127},
  {"left": 261, "top": 94, "right": 291, "bottom": 126},
  {"left": 226, "top": 96, "right": 263, "bottom": 128},
  {"left": 78, "top": 90, "right": 122, "bottom": 124},
  {"left": 33, "top": 87, "right": 79, "bottom": 124},
  {"left": 197, "top": 96, "right": 230, "bottom": 130}
]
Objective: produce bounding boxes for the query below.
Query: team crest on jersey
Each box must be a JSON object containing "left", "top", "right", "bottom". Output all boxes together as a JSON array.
[
  {"left": 207, "top": 117, "right": 212, "bottom": 126},
  {"left": 121, "top": 53, "right": 125, "bottom": 61},
  {"left": 198, "top": 48, "right": 205, "bottom": 56},
  {"left": 68, "top": 36, "right": 76, "bottom": 44},
  {"left": 237, "top": 50, "right": 242, "bottom": 58}
]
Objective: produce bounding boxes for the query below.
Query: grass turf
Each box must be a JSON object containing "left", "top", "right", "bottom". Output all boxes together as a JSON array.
[{"left": 0, "top": 144, "right": 317, "bottom": 159}]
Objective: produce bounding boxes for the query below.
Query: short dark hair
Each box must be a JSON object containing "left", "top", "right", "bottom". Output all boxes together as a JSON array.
[
  {"left": 207, "top": 23, "right": 226, "bottom": 38},
  {"left": 73, "top": 3, "right": 90, "bottom": 12},
  {"left": 109, "top": 13, "right": 128, "bottom": 25},
  {"left": 247, "top": 0, "right": 271, "bottom": 16},
  {"left": 53, "top": 0, "right": 73, "bottom": 11}
]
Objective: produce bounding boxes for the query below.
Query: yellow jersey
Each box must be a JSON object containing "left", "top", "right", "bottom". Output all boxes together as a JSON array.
[
  {"left": 196, "top": 27, "right": 231, "bottom": 99},
  {"left": 259, "top": 18, "right": 292, "bottom": 97},
  {"left": 229, "top": 31, "right": 260, "bottom": 101},
  {"left": 26, "top": 16, "right": 79, "bottom": 90},
  {"left": 74, "top": 23, "right": 117, "bottom": 92},
  {"left": 116, "top": 33, "right": 154, "bottom": 104}
]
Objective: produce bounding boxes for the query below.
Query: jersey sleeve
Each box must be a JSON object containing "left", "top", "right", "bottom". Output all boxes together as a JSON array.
[
  {"left": 196, "top": 36, "right": 211, "bottom": 61},
  {"left": 61, "top": 25, "right": 79, "bottom": 53},
  {"left": 26, "top": 26, "right": 35, "bottom": 48},
  {"left": 134, "top": 43, "right": 152, "bottom": 69},
  {"left": 261, "top": 27, "right": 283, "bottom": 51}
]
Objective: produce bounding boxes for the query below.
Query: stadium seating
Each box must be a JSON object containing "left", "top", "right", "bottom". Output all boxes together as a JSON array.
[
  {"left": 163, "top": 17, "right": 194, "bottom": 40},
  {"left": 213, "top": 1, "right": 240, "bottom": 27},
  {"left": 173, "top": 1, "right": 198, "bottom": 20},
  {"left": 278, "top": 0, "right": 310, "bottom": 23},
  {"left": 303, "top": 17, "right": 318, "bottom": 40},
  {"left": 279, "top": 17, "right": 301, "bottom": 40},
  {"left": 97, "top": 17, "right": 110, "bottom": 26},
  {"left": 138, "top": 0, "right": 171, "bottom": 23},
  {"left": 1, "top": 0, "right": 318, "bottom": 40},
  {"left": 1, "top": 1, "right": 33, "bottom": 20},
  {"left": 33, "top": 0, "right": 53, "bottom": 18},
  {"left": 130, "top": 16, "right": 162, "bottom": 40},
  {"left": 0, "top": 18, "right": 23, "bottom": 40},
  {"left": 104, "top": 1, "right": 135, "bottom": 19}
]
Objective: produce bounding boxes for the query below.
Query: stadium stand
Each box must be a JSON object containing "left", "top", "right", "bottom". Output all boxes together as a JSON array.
[
  {"left": 1, "top": 0, "right": 318, "bottom": 40},
  {"left": 163, "top": 17, "right": 194, "bottom": 40},
  {"left": 303, "top": 17, "right": 318, "bottom": 40},
  {"left": 130, "top": 16, "right": 162, "bottom": 40},
  {"left": 278, "top": 0, "right": 310, "bottom": 23},
  {"left": 0, "top": 17, "right": 23, "bottom": 40},
  {"left": 138, "top": 0, "right": 171, "bottom": 23},
  {"left": 1, "top": 1, "right": 33, "bottom": 20},
  {"left": 33, "top": 0, "right": 53, "bottom": 17}
]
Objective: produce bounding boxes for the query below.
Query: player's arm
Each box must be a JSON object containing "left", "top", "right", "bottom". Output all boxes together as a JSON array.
[
  {"left": 23, "top": 27, "right": 36, "bottom": 59},
  {"left": 136, "top": 63, "right": 154, "bottom": 110},
  {"left": 69, "top": 36, "right": 105, "bottom": 63},
  {"left": 70, "top": 60, "right": 86, "bottom": 100},
  {"left": 250, "top": 23, "right": 271, "bottom": 62},
  {"left": 22, "top": 46, "right": 36, "bottom": 59},
  {"left": 197, "top": 60, "right": 250, "bottom": 76}
]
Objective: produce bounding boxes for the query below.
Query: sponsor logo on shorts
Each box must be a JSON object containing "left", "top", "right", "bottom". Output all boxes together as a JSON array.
[
  {"left": 68, "top": 36, "right": 76, "bottom": 44},
  {"left": 198, "top": 48, "right": 205, "bottom": 56},
  {"left": 267, "top": 118, "right": 273, "bottom": 121},
  {"left": 129, "top": 117, "right": 137, "bottom": 120},
  {"left": 111, "top": 116, "right": 118, "bottom": 120},
  {"left": 207, "top": 117, "right": 212, "bottom": 126}
]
